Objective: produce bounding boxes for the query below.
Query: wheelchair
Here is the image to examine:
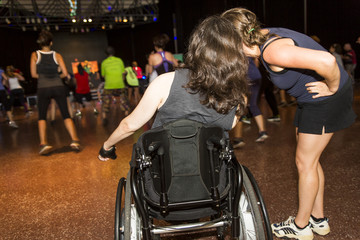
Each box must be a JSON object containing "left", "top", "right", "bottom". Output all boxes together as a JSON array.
[{"left": 114, "top": 119, "right": 272, "bottom": 240}]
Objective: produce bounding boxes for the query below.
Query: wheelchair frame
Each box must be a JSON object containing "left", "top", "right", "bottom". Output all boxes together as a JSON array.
[{"left": 114, "top": 119, "right": 272, "bottom": 240}]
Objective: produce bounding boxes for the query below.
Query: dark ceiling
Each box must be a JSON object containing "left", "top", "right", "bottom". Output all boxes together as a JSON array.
[{"left": 0, "top": 0, "right": 159, "bottom": 32}]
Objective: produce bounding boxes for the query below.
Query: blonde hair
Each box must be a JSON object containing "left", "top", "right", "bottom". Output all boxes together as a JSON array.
[{"left": 221, "top": 8, "right": 269, "bottom": 47}]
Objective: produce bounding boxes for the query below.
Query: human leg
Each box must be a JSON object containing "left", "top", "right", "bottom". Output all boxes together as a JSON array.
[
  {"left": 37, "top": 88, "right": 52, "bottom": 145},
  {"left": 118, "top": 89, "right": 130, "bottom": 115},
  {"left": 231, "top": 121, "right": 245, "bottom": 148},
  {"left": 133, "top": 87, "right": 140, "bottom": 105},
  {"left": 295, "top": 131, "right": 333, "bottom": 228},
  {"left": 101, "top": 89, "right": 112, "bottom": 123},
  {"left": 52, "top": 87, "right": 79, "bottom": 144}
]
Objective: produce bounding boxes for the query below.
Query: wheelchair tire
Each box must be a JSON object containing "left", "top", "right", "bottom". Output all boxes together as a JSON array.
[
  {"left": 123, "top": 172, "right": 142, "bottom": 240},
  {"left": 242, "top": 166, "right": 272, "bottom": 240},
  {"left": 114, "top": 177, "right": 126, "bottom": 240},
  {"left": 238, "top": 165, "right": 268, "bottom": 240}
]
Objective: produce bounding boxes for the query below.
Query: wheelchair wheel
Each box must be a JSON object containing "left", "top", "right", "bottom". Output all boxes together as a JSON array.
[
  {"left": 238, "top": 165, "right": 272, "bottom": 240},
  {"left": 114, "top": 177, "right": 126, "bottom": 240}
]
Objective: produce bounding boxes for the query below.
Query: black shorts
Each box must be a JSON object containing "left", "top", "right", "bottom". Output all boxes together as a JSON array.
[
  {"left": 294, "top": 78, "right": 356, "bottom": 134},
  {"left": 74, "top": 92, "right": 92, "bottom": 103}
]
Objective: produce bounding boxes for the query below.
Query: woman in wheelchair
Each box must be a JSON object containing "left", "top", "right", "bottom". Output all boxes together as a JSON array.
[
  {"left": 99, "top": 15, "right": 273, "bottom": 240},
  {"left": 98, "top": 15, "right": 249, "bottom": 161}
]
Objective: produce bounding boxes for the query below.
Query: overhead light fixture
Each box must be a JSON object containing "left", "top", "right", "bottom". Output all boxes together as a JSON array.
[
  {"left": 55, "top": 25, "right": 59, "bottom": 31},
  {"left": 26, "top": 18, "right": 30, "bottom": 24},
  {"left": 109, "top": 24, "right": 113, "bottom": 29},
  {"left": 131, "top": 23, "right": 135, "bottom": 29},
  {"left": 144, "top": 16, "right": 148, "bottom": 21},
  {"left": 46, "top": 26, "right": 50, "bottom": 31},
  {"left": 31, "top": 18, "right": 35, "bottom": 24},
  {"left": 123, "top": 17, "right": 128, "bottom": 23},
  {"left": 114, "top": 16, "right": 118, "bottom": 22},
  {"left": 83, "top": 19, "right": 87, "bottom": 23},
  {"left": 129, "top": 16, "right": 133, "bottom": 22},
  {"left": 22, "top": 26, "right": 26, "bottom": 31},
  {"left": 5, "top": 18, "right": 11, "bottom": 24},
  {"left": 88, "top": 18, "right": 92, "bottom": 22},
  {"left": 33, "top": 26, "right": 37, "bottom": 31},
  {"left": 43, "top": 18, "right": 48, "bottom": 23},
  {"left": 118, "top": 16, "right": 122, "bottom": 22},
  {"left": 37, "top": 18, "right": 41, "bottom": 24},
  {"left": 72, "top": 18, "right": 76, "bottom": 23}
]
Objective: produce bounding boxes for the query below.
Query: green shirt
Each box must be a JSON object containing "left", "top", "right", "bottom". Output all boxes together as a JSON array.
[{"left": 101, "top": 56, "right": 126, "bottom": 89}]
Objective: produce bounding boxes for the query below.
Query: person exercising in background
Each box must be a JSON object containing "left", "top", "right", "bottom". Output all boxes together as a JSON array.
[
  {"left": 148, "top": 33, "right": 178, "bottom": 80},
  {"left": 100, "top": 46, "right": 130, "bottom": 125}
]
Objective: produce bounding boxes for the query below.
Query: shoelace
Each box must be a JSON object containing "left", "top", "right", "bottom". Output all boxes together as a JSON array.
[{"left": 277, "top": 217, "right": 295, "bottom": 227}]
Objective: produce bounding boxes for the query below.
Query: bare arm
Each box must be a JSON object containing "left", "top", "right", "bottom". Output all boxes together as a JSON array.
[
  {"left": 30, "top": 52, "right": 39, "bottom": 78},
  {"left": 14, "top": 72, "right": 25, "bottom": 81},
  {"left": 263, "top": 38, "right": 340, "bottom": 97},
  {"left": 56, "top": 53, "right": 68, "bottom": 78},
  {"left": 101, "top": 72, "right": 174, "bottom": 151},
  {"left": 168, "top": 52, "right": 179, "bottom": 67}
]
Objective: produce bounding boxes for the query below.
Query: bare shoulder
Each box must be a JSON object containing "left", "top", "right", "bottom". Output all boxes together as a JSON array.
[{"left": 150, "top": 72, "right": 175, "bottom": 88}]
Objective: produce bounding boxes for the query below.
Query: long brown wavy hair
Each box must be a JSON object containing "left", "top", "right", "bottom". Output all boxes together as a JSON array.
[
  {"left": 184, "top": 15, "right": 248, "bottom": 116},
  {"left": 221, "top": 8, "right": 269, "bottom": 48}
]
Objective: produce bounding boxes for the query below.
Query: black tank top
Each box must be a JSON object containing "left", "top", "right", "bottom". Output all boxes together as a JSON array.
[
  {"left": 36, "top": 50, "right": 63, "bottom": 88},
  {"left": 152, "top": 69, "right": 236, "bottom": 132},
  {"left": 153, "top": 51, "right": 174, "bottom": 75}
]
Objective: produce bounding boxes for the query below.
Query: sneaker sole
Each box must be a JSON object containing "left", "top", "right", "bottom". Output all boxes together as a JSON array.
[
  {"left": 267, "top": 119, "right": 280, "bottom": 122},
  {"left": 255, "top": 135, "right": 269, "bottom": 142},
  {"left": 39, "top": 146, "right": 53, "bottom": 155},
  {"left": 233, "top": 142, "right": 245, "bottom": 148},
  {"left": 273, "top": 232, "right": 313, "bottom": 240},
  {"left": 311, "top": 228, "right": 330, "bottom": 236}
]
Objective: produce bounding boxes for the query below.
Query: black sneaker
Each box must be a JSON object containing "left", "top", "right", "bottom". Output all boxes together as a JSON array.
[
  {"left": 267, "top": 115, "right": 280, "bottom": 122},
  {"left": 255, "top": 131, "right": 269, "bottom": 142},
  {"left": 278, "top": 102, "right": 287, "bottom": 107},
  {"left": 233, "top": 138, "right": 245, "bottom": 148}
]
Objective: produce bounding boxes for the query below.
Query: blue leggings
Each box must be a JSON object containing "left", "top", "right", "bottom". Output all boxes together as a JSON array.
[{"left": 248, "top": 78, "right": 262, "bottom": 117}]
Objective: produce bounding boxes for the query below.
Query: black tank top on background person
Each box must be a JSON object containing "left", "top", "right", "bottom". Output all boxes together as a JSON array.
[
  {"left": 153, "top": 51, "right": 175, "bottom": 75},
  {"left": 36, "top": 50, "right": 63, "bottom": 88}
]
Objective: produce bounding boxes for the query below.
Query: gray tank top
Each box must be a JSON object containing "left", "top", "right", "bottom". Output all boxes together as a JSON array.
[
  {"left": 36, "top": 50, "right": 63, "bottom": 88},
  {"left": 152, "top": 69, "right": 236, "bottom": 132}
]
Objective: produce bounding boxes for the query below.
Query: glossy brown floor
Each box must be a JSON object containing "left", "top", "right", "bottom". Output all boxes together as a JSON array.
[{"left": 1, "top": 86, "right": 359, "bottom": 240}]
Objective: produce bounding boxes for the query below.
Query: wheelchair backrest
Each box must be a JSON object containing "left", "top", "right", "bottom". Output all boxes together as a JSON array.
[{"left": 136, "top": 119, "right": 228, "bottom": 203}]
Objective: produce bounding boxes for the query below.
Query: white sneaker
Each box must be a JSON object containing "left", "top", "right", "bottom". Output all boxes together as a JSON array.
[
  {"left": 309, "top": 216, "right": 330, "bottom": 235},
  {"left": 9, "top": 121, "right": 19, "bottom": 129},
  {"left": 272, "top": 216, "right": 314, "bottom": 240}
]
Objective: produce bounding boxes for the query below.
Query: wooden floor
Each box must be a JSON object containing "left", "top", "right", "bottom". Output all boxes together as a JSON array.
[{"left": 1, "top": 85, "right": 359, "bottom": 240}]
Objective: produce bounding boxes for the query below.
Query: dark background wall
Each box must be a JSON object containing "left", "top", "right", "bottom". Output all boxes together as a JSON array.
[{"left": 1, "top": 0, "right": 359, "bottom": 94}]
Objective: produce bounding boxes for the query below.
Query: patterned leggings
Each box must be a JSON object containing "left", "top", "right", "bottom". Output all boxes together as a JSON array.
[{"left": 102, "top": 88, "right": 130, "bottom": 113}]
